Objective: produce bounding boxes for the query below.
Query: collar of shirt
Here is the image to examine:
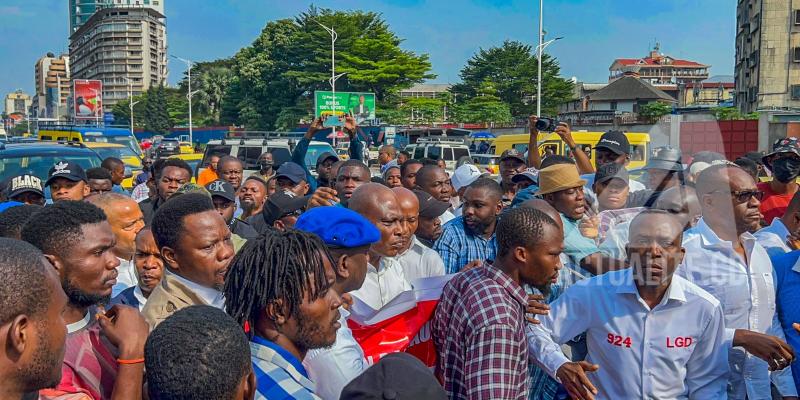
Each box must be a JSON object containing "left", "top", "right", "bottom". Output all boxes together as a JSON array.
[
  {"left": 793, "top": 257, "right": 800, "bottom": 274},
  {"left": 396, "top": 235, "right": 424, "bottom": 258},
  {"left": 67, "top": 311, "right": 92, "bottom": 334},
  {"left": 166, "top": 270, "right": 225, "bottom": 309},
  {"left": 764, "top": 217, "right": 790, "bottom": 239},
  {"left": 483, "top": 263, "right": 528, "bottom": 308},
  {"left": 693, "top": 217, "right": 758, "bottom": 252},
  {"left": 133, "top": 286, "right": 147, "bottom": 308},
  {"left": 613, "top": 268, "right": 687, "bottom": 306},
  {"left": 251, "top": 335, "right": 309, "bottom": 378}
]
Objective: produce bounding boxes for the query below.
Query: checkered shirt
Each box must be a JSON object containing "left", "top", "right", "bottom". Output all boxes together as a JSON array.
[
  {"left": 433, "top": 216, "right": 498, "bottom": 274},
  {"left": 250, "top": 336, "right": 320, "bottom": 400},
  {"left": 432, "top": 264, "right": 530, "bottom": 400}
]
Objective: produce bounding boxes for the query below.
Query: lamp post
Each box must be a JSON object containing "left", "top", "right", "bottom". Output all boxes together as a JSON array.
[
  {"left": 314, "top": 20, "right": 347, "bottom": 135},
  {"left": 171, "top": 55, "right": 197, "bottom": 144},
  {"left": 122, "top": 77, "right": 140, "bottom": 137},
  {"left": 535, "top": 33, "right": 563, "bottom": 117}
]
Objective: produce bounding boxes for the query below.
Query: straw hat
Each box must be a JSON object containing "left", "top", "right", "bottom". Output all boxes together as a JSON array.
[{"left": 535, "top": 164, "right": 587, "bottom": 196}]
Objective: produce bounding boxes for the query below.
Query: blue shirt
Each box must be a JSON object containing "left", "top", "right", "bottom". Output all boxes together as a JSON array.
[
  {"left": 770, "top": 250, "right": 800, "bottom": 390},
  {"left": 560, "top": 213, "right": 600, "bottom": 269},
  {"left": 250, "top": 335, "right": 320, "bottom": 400},
  {"left": 433, "top": 215, "right": 497, "bottom": 274}
]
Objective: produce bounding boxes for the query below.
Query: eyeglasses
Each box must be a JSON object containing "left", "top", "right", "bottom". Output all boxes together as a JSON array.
[{"left": 710, "top": 189, "right": 764, "bottom": 203}]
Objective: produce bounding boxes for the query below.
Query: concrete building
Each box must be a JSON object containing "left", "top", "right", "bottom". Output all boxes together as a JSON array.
[
  {"left": 5, "top": 90, "right": 32, "bottom": 116},
  {"left": 70, "top": 0, "right": 165, "bottom": 34},
  {"left": 735, "top": 0, "right": 800, "bottom": 113},
  {"left": 32, "top": 53, "right": 71, "bottom": 119},
  {"left": 609, "top": 43, "right": 710, "bottom": 85},
  {"left": 69, "top": 6, "right": 167, "bottom": 112},
  {"left": 683, "top": 81, "right": 735, "bottom": 107}
]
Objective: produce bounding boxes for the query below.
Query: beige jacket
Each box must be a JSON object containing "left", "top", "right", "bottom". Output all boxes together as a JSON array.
[{"left": 141, "top": 272, "right": 208, "bottom": 330}]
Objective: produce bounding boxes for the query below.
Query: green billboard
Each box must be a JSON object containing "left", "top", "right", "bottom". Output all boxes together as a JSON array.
[{"left": 315, "top": 91, "right": 376, "bottom": 123}]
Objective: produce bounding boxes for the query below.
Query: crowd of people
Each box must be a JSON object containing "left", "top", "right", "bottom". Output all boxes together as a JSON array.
[{"left": 2, "top": 116, "right": 800, "bottom": 400}]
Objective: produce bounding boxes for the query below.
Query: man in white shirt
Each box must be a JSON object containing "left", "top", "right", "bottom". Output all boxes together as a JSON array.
[
  {"left": 754, "top": 191, "right": 800, "bottom": 257},
  {"left": 87, "top": 193, "right": 145, "bottom": 297},
  {"left": 294, "top": 206, "right": 381, "bottom": 400},
  {"left": 391, "top": 187, "right": 445, "bottom": 282},
  {"left": 678, "top": 164, "right": 797, "bottom": 400},
  {"left": 348, "top": 183, "right": 412, "bottom": 310},
  {"left": 529, "top": 209, "right": 729, "bottom": 399},
  {"left": 142, "top": 193, "right": 235, "bottom": 329}
]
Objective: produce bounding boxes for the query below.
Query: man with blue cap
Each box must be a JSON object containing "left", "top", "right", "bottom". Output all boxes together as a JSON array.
[{"left": 294, "top": 206, "right": 380, "bottom": 400}]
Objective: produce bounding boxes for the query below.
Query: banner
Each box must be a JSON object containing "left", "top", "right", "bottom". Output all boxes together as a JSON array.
[
  {"left": 314, "top": 91, "right": 376, "bottom": 124},
  {"left": 348, "top": 274, "right": 453, "bottom": 367},
  {"left": 73, "top": 79, "right": 103, "bottom": 120}
]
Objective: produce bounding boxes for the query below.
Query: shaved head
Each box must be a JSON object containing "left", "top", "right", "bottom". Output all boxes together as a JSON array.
[
  {"left": 392, "top": 187, "right": 419, "bottom": 212},
  {"left": 655, "top": 186, "right": 701, "bottom": 231},
  {"left": 695, "top": 164, "right": 761, "bottom": 236},
  {"left": 349, "top": 183, "right": 405, "bottom": 257}
]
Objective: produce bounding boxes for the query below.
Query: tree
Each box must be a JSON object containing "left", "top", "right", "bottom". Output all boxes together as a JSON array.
[
  {"left": 451, "top": 81, "right": 513, "bottom": 125},
  {"left": 712, "top": 106, "right": 759, "bottom": 121},
  {"left": 143, "top": 85, "right": 171, "bottom": 134},
  {"left": 451, "top": 40, "right": 574, "bottom": 117},
  {"left": 638, "top": 102, "right": 672, "bottom": 123},
  {"left": 111, "top": 95, "right": 147, "bottom": 128},
  {"left": 229, "top": 7, "right": 435, "bottom": 130}
]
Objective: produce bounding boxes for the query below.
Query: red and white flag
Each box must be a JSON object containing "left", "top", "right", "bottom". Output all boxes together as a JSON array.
[{"left": 347, "top": 274, "right": 454, "bottom": 367}]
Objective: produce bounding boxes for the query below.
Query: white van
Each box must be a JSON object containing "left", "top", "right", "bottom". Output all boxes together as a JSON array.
[{"left": 405, "top": 137, "right": 471, "bottom": 170}]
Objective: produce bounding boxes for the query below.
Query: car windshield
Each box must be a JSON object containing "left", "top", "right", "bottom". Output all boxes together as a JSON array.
[
  {"left": 84, "top": 136, "right": 142, "bottom": 157},
  {"left": 304, "top": 143, "right": 336, "bottom": 169},
  {"left": 90, "top": 146, "right": 142, "bottom": 167},
  {"left": 0, "top": 154, "right": 103, "bottom": 184}
]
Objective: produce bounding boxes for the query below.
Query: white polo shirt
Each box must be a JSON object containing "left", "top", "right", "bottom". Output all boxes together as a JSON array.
[
  {"left": 527, "top": 268, "right": 728, "bottom": 399},
  {"left": 678, "top": 218, "right": 797, "bottom": 399},
  {"left": 349, "top": 257, "right": 412, "bottom": 310},
  {"left": 303, "top": 307, "right": 366, "bottom": 400}
]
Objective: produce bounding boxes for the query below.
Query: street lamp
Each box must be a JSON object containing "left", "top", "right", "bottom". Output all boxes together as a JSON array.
[
  {"left": 122, "top": 77, "right": 140, "bottom": 137},
  {"left": 171, "top": 55, "right": 197, "bottom": 144},
  {"left": 314, "top": 20, "right": 347, "bottom": 129},
  {"left": 535, "top": 0, "right": 563, "bottom": 117}
]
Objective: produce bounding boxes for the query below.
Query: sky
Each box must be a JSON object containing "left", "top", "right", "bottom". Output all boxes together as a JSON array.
[{"left": 0, "top": 0, "right": 735, "bottom": 98}]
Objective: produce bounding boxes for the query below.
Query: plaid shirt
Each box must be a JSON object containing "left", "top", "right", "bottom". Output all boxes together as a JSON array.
[
  {"left": 432, "top": 264, "right": 530, "bottom": 400},
  {"left": 433, "top": 216, "right": 497, "bottom": 274},
  {"left": 251, "top": 336, "right": 320, "bottom": 400}
]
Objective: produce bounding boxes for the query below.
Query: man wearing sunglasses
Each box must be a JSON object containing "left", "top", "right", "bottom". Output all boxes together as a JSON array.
[
  {"left": 679, "top": 163, "right": 797, "bottom": 400},
  {"left": 759, "top": 137, "right": 800, "bottom": 224}
]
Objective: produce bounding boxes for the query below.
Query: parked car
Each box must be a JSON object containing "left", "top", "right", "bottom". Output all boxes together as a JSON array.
[
  {"left": 405, "top": 137, "right": 471, "bottom": 170},
  {"left": 199, "top": 138, "right": 292, "bottom": 179},
  {"left": 155, "top": 138, "right": 181, "bottom": 158},
  {"left": 0, "top": 141, "right": 103, "bottom": 185}
]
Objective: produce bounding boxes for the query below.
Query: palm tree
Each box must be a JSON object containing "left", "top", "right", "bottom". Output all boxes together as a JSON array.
[{"left": 194, "top": 66, "right": 231, "bottom": 125}]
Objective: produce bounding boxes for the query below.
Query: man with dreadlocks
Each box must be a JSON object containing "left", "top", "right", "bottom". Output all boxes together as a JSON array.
[
  {"left": 224, "top": 229, "right": 343, "bottom": 400},
  {"left": 294, "top": 206, "right": 380, "bottom": 400}
]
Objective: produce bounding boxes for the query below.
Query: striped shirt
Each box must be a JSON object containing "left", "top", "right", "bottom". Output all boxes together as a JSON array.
[
  {"left": 251, "top": 335, "right": 320, "bottom": 400},
  {"left": 433, "top": 216, "right": 497, "bottom": 274},
  {"left": 39, "top": 310, "right": 119, "bottom": 400},
  {"left": 432, "top": 264, "right": 530, "bottom": 400}
]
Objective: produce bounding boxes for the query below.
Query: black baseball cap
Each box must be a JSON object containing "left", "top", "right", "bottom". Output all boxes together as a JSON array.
[
  {"left": 205, "top": 179, "right": 237, "bottom": 202},
  {"left": 263, "top": 192, "right": 309, "bottom": 225},
  {"left": 45, "top": 161, "right": 87, "bottom": 186},
  {"left": 316, "top": 152, "right": 339, "bottom": 166},
  {"left": 413, "top": 189, "right": 450, "bottom": 219},
  {"left": 7, "top": 174, "right": 44, "bottom": 198},
  {"left": 596, "top": 130, "right": 630, "bottom": 155},
  {"left": 595, "top": 163, "right": 629, "bottom": 185},
  {"left": 275, "top": 162, "right": 307, "bottom": 185},
  {"left": 340, "top": 353, "right": 447, "bottom": 400}
]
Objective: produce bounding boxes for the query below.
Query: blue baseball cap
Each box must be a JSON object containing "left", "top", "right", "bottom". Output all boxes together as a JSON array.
[
  {"left": 295, "top": 206, "right": 380, "bottom": 249},
  {"left": 276, "top": 162, "right": 307, "bottom": 184}
]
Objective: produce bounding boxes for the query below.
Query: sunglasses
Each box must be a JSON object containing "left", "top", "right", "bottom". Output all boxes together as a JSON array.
[{"left": 710, "top": 189, "right": 764, "bottom": 203}]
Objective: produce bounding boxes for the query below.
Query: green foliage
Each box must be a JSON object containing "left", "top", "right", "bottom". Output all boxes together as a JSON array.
[
  {"left": 227, "top": 7, "right": 434, "bottom": 129},
  {"left": 451, "top": 81, "right": 513, "bottom": 125},
  {"left": 712, "top": 106, "right": 759, "bottom": 121},
  {"left": 451, "top": 40, "right": 574, "bottom": 118},
  {"left": 111, "top": 94, "right": 146, "bottom": 127},
  {"left": 143, "top": 85, "right": 171, "bottom": 134},
  {"left": 638, "top": 101, "right": 672, "bottom": 122}
]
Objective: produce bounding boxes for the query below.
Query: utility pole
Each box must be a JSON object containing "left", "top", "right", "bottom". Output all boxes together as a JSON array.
[
  {"left": 171, "top": 55, "right": 198, "bottom": 144},
  {"left": 122, "top": 77, "right": 140, "bottom": 137},
  {"left": 315, "top": 20, "right": 347, "bottom": 137}
]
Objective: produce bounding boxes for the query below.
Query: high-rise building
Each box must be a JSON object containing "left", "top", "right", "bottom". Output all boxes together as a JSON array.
[
  {"left": 32, "top": 53, "right": 71, "bottom": 119},
  {"left": 5, "top": 90, "right": 32, "bottom": 116},
  {"left": 735, "top": 0, "right": 800, "bottom": 113},
  {"left": 69, "top": 6, "right": 167, "bottom": 112},
  {"left": 69, "top": 0, "right": 165, "bottom": 34},
  {"left": 609, "top": 44, "right": 710, "bottom": 85}
]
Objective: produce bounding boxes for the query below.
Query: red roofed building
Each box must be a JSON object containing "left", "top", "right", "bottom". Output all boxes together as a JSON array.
[{"left": 609, "top": 43, "right": 710, "bottom": 85}]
